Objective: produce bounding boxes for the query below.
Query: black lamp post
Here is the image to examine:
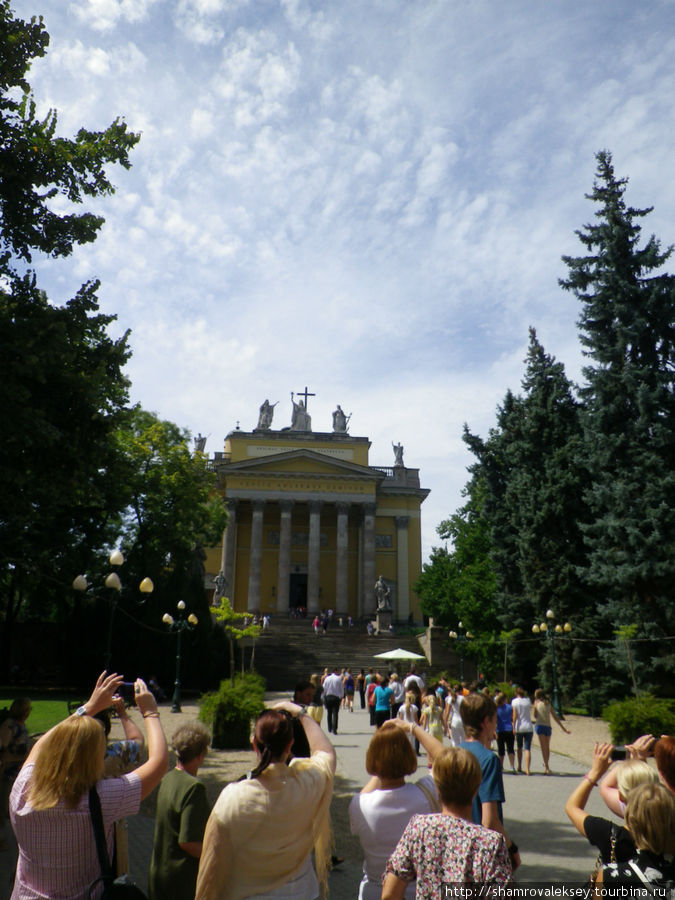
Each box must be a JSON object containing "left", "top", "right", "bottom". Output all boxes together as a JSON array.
[
  {"left": 163, "top": 601, "right": 198, "bottom": 713},
  {"left": 448, "top": 621, "right": 473, "bottom": 682},
  {"left": 532, "top": 609, "right": 571, "bottom": 718},
  {"left": 73, "top": 551, "right": 154, "bottom": 669}
]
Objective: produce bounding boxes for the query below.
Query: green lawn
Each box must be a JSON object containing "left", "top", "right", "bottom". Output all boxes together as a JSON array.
[{"left": 0, "top": 692, "right": 83, "bottom": 735}]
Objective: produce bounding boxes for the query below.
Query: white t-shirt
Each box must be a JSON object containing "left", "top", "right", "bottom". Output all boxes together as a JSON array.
[
  {"left": 349, "top": 777, "right": 437, "bottom": 900},
  {"left": 390, "top": 680, "right": 405, "bottom": 703},
  {"left": 512, "top": 696, "right": 533, "bottom": 733},
  {"left": 404, "top": 674, "right": 424, "bottom": 692}
]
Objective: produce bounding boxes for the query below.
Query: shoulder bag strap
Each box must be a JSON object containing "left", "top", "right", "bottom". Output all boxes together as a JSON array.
[
  {"left": 89, "top": 785, "right": 114, "bottom": 883},
  {"left": 415, "top": 778, "right": 441, "bottom": 813},
  {"left": 609, "top": 823, "right": 618, "bottom": 864},
  {"left": 627, "top": 860, "right": 656, "bottom": 895}
]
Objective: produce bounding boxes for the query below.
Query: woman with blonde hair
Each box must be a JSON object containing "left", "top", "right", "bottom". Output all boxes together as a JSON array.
[
  {"left": 599, "top": 782, "right": 675, "bottom": 890},
  {"left": 532, "top": 688, "right": 570, "bottom": 775},
  {"left": 306, "top": 673, "right": 324, "bottom": 723},
  {"left": 349, "top": 719, "right": 444, "bottom": 900},
  {"left": 397, "top": 692, "right": 420, "bottom": 747},
  {"left": 419, "top": 694, "right": 444, "bottom": 764},
  {"left": 382, "top": 747, "right": 512, "bottom": 899},
  {"left": 565, "top": 742, "right": 659, "bottom": 871},
  {"left": 10, "top": 672, "right": 168, "bottom": 899}
]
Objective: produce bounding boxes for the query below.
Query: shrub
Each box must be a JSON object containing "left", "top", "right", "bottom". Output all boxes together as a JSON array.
[
  {"left": 199, "top": 672, "right": 266, "bottom": 749},
  {"left": 602, "top": 694, "right": 675, "bottom": 744}
]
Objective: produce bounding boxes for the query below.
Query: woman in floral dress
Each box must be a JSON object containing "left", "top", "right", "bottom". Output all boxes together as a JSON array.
[{"left": 382, "top": 747, "right": 512, "bottom": 900}]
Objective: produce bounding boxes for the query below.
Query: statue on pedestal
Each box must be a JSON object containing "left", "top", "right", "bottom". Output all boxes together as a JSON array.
[
  {"left": 193, "top": 433, "right": 207, "bottom": 453},
  {"left": 332, "top": 405, "right": 351, "bottom": 433},
  {"left": 256, "top": 399, "right": 278, "bottom": 430},
  {"left": 375, "top": 574, "right": 391, "bottom": 612},
  {"left": 290, "top": 393, "right": 312, "bottom": 431},
  {"left": 392, "top": 441, "right": 404, "bottom": 467}
]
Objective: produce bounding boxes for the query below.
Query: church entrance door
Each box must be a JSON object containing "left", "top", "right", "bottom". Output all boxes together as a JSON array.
[{"left": 289, "top": 572, "right": 307, "bottom": 609}]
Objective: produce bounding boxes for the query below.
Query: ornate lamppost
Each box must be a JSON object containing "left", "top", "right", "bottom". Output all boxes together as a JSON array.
[
  {"left": 73, "top": 550, "right": 154, "bottom": 669},
  {"left": 162, "top": 601, "right": 198, "bottom": 713},
  {"left": 532, "top": 608, "right": 571, "bottom": 718},
  {"left": 448, "top": 621, "right": 474, "bottom": 682}
]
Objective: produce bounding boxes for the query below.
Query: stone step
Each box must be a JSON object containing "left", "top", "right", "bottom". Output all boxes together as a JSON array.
[{"left": 242, "top": 625, "right": 428, "bottom": 686}]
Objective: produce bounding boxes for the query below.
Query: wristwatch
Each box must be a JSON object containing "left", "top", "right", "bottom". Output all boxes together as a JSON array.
[{"left": 75, "top": 705, "right": 88, "bottom": 717}]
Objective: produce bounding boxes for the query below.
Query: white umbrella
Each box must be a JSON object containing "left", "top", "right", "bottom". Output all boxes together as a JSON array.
[{"left": 373, "top": 647, "right": 426, "bottom": 660}]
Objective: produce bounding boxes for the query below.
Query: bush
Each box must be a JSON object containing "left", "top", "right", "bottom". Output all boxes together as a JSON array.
[
  {"left": 199, "top": 673, "right": 266, "bottom": 749},
  {"left": 602, "top": 694, "right": 675, "bottom": 744}
]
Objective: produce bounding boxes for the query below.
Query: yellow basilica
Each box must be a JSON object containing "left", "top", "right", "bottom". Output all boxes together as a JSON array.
[{"left": 203, "top": 392, "right": 429, "bottom": 620}]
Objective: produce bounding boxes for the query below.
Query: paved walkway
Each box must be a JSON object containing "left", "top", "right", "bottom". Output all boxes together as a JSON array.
[{"left": 1, "top": 699, "right": 616, "bottom": 899}]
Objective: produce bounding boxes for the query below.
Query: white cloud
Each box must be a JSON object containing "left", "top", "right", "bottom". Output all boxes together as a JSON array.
[{"left": 12, "top": 0, "right": 675, "bottom": 558}]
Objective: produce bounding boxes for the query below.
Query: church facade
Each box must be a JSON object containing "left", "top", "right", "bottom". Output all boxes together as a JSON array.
[{"left": 203, "top": 394, "right": 429, "bottom": 620}]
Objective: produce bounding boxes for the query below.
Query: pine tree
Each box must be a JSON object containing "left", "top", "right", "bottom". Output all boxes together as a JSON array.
[{"left": 560, "top": 150, "right": 675, "bottom": 694}]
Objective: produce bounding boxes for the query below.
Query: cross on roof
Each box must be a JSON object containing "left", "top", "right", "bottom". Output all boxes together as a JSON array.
[{"left": 295, "top": 386, "right": 316, "bottom": 409}]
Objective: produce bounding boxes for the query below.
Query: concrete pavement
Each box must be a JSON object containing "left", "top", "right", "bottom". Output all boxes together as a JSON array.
[{"left": 1, "top": 699, "right": 613, "bottom": 899}]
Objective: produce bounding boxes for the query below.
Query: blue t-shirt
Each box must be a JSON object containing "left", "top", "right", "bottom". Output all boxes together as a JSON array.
[
  {"left": 460, "top": 740, "right": 505, "bottom": 825},
  {"left": 374, "top": 686, "right": 393, "bottom": 711},
  {"left": 496, "top": 703, "right": 513, "bottom": 733}
]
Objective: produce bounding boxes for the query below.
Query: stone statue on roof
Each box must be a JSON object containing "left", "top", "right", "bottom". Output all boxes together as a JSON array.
[
  {"left": 256, "top": 399, "right": 278, "bottom": 430},
  {"left": 290, "top": 393, "right": 312, "bottom": 431},
  {"left": 332, "top": 405, "right": 350, "bottom": 433}
]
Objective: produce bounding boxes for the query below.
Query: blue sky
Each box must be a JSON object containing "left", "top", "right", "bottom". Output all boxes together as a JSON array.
[{"left": 14, "top": 0, "right": 675, "bottom": 559}]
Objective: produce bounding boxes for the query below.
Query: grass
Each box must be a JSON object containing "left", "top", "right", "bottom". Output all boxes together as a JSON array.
[{"left": 0, "top": 691, "right": 84, "bottom": 735}]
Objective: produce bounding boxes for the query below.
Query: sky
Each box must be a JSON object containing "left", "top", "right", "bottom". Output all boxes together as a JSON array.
[{"left": 12, "top": 0, "right": 675, "bottom": 560}]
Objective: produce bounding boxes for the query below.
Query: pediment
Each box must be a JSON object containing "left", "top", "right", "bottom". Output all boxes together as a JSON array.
[{"left": 223, "top": 449, "right": 383, "bottom": 481}]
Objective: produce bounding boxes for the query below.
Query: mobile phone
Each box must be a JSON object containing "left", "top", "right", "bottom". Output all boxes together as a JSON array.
[
  {"left": 119, "top": 681, "right": 136, "bottom": 702},
  {"left": 611, "top": 746, "right": 627, "bottom": 761}
]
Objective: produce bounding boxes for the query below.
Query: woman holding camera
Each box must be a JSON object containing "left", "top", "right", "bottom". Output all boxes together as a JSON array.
[
  {"left": 564, "top": 742, "right": 659, "bottom": 870},
  {"left": 9, "top": 672, "right": 168, "bottom": 899}
]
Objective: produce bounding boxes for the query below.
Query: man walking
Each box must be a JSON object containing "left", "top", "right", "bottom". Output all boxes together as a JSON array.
[{"left": 322, "top": 666, "right": 344, "bottom": 735}]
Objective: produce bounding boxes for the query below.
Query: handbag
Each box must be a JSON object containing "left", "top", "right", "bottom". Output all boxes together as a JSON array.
[{"left": 88, "top": 785, "right": 148, "bottom": 899}]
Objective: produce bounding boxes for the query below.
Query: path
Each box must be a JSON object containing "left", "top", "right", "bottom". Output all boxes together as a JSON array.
[{"left": 0, "top": 699, "right": 617, "bottom": 900}]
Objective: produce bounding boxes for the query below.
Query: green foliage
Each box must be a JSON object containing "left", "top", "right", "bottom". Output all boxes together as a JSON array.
[
  {"left": 0, "top": 694, "right": 71, "bottom": 734},
  {"left": 602, "top": 695, "right": 675, "bottom": 744},
  {"left": 199, "top": 673, "right": 266, "bottom": 749},
  {"left": 0, "top": 1, "right": 139, "bottom": 681},
  {"left": 0, "top": 3, "right": 139, "bottom": 271},
  {"left": 211, "top": 596, "right": 261, "bottom": 685},
  {"left": 93, "top": 407, "right": 229, "bottom": 682},
  {"left": 561, "top": 150, "right": 675, "bottom": 693}
]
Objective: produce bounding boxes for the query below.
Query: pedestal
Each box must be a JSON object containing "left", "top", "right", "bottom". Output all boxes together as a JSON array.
[{"left": 376, "top": 609, "right": 393, "bottom": 634}]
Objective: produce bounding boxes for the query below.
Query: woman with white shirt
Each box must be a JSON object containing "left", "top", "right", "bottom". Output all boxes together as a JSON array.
[
  {"left": 443, "top": 687, "right": 465, "bottom": 747},
  {"left": 397, "top": 692, "right": 420, "bottom": 747},
  {"left": 349, "top": 719, "right": 443, "bottom": 900}
]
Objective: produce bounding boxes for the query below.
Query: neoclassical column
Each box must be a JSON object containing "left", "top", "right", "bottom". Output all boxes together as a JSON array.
[
  {"left": 335, "top": 502, "right": 350, "bottom": 612},
  {"left": 221, "top": 499, "right": 238, "bottom": 599},
  {"left": 247, "top": 499, "right": 265, "bottom": 611},
  {"left": 307, "top": 500, "right": 322, "bottom": 614},
  {"left": 395, "top": 515, "right": 410, "bottom": 621},
  {"left": 276, "top": 500, "right": 293, "bottom": 614},
  {"left": 361, "top": 502, "right": 377, "bottom": 615}
]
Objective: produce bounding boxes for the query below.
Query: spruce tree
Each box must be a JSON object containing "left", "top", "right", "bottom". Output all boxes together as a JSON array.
[{"left": 560, "top": 151, "right": 675, "bottom": 695}]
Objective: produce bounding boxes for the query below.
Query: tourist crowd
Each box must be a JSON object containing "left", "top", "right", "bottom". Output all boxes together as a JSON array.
[{"left": 1, "top": 667, "right": 673, "bottom": 899}]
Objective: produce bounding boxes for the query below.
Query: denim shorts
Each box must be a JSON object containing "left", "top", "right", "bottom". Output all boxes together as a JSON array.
[
  {"left": 535, "top": 725, "right": 552, "bottom": 737},
  {"left": 516, "top": 731, "right": 533, "bottom": 750}
]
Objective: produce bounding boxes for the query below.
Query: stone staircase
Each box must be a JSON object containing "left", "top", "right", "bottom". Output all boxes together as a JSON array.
[{"left": 241, "top": 618, "right": 428, "bottom": 687}]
